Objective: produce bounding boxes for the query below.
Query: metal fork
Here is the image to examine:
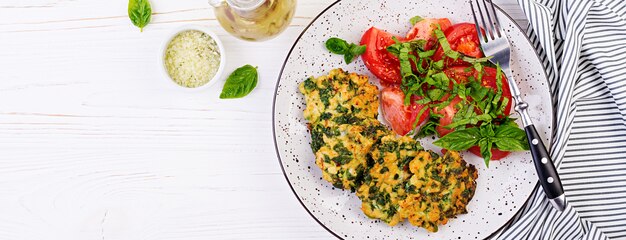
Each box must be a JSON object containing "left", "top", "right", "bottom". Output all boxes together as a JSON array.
[{"left": 470, "top": 0, "right": 566, "bottom": 211}]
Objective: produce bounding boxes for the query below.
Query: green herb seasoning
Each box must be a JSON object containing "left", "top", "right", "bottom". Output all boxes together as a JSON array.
[{"left": 164, "top": 30, "right": 221, "bottom": 88}]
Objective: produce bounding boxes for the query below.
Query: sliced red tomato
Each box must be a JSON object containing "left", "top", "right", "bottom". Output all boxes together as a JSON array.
[
  {"left": 433, "top": 23, "right": 483, "bottom": 65},
  {"left": 406, "top": 18, "right": 452, "bottom": 49},
  {"left": 438, "top": 66, "right": 514, "bottom": 160},
  {"left": 469, "top": 146, "right": 511, "bottom": 160},
  {"left": 435, "top": 66, "right": 512, "bottom": 137},
  {"left": 435, "top": 96, "right": 462, "bottom": 136},
  {"left": 360, "top": 27, "right": 403, "bottom": 83},
  {"left": 381, "top": 86, "right": 429, "bottom": 136},
  {"left": 444, "top": 66, "right": 513, "bottom": 115}
]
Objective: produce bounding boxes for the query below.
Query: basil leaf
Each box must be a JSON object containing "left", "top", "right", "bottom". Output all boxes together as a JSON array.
[
  {"left": 325, "top": 38, "right": 366, "bottom": 64},
  {"left": 445, "top": 113, "right": 491, "bottom": 129},
  {"left": 434, "top": 29, "right": 461, "bottom": 60},
  {"left": 468, "top": 80, "right": 489, "bottom": 102},
  {"left": 493, "top": 124, "right": 530, "bottom": 151},
  {"left": 412, "top": 106, "right": 430, "bottom": 128},
  {"left": 479, "top": 138, "right": 493, "bottom": 167},
  {"left": 414, "top": 97, "right": 431, "bottom": 105},
  {"left": 220, "top": 65, "right": 258, "bottom": 99},
  {"left": 496, "top": 64, "right": 504, "bottom": 93},
  {"left": 427, "top": 89, "right": 445, "bottom": 101},
  {"left": 350, "top": 44, "right": 367, "bottom": 56},
  {"left": 479, "top": 124, "right": 495, "bottom": 137},
  {"left": 344, "top": 52, "right": 355, "bottom": 64},
  {"left": 325, "top": 38, "right": 349, "bottom": 54},
  {"left": 432, "top": 60, "right": 445, "bottom": 70},
  {"left": 417, "top": 115, "right": 440, "bottom": 138},
  {"left": 417, "top": 49, "right": 436, "bottom": 58},
  {"left": 128, "top": 0, "right": 152, "bottom": 32},
  {"left": 494, "top": 124, "right": 526, "bottom": 139},
  {"left": 494, "top": 139, "right": 529, "bottom": 151},
  {"left": 410, "top": 15, "right": 424, "bottom": 25},
  {"left": 462, "top": 56, "right": 492, "bottom": 64},
  {"left": 433, "top": 128, "right": 481, "bottom": 151}
]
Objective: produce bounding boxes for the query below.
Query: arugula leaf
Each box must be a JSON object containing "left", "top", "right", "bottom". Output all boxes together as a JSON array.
[
  {"left": 325, "top": 38, "right": 366, "bottom": 64},
  {"left": 128, "top": 0, "right": 152, "bottom": 32},
  {"left": 220, "top": 65, "right": 258, "bottom": 99},
  {"left": 433, "top": 128, "right": 481, "bottom": 150},
  {"left": 410, "top": 15, "right": 424, "bottom": 25}
]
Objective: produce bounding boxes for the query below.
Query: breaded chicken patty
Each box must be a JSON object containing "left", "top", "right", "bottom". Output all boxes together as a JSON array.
[
  {"left": 357, "top": 136, "right": 478, "bottom": 232},
  {"left": 400, "top": 150, "right": 478, "bottom": 232},
  {"left": 299, "top": 68, "right": 380, "bottom": 127},
  {"left": 356, "top": 135, "right": 423, "bottom": 226},
  {"left": 311, "top": 119, "right": 389, "bottom": 191},
  {"left": 300, "top": 69, "right": 478, "bottom": 232}
]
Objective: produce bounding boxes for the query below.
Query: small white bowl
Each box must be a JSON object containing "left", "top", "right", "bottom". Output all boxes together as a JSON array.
[{"left": 159, "top": 25, "right": 226, "bottom": 91}]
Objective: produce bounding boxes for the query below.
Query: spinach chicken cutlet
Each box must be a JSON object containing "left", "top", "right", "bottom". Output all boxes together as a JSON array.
[{"left": 299, "top": 69, "right": 478, "bottom": 232}]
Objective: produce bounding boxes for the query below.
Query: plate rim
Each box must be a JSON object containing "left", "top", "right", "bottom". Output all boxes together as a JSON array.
[{"left": 271, "top": 1, "right": 554, "bottom": 239}]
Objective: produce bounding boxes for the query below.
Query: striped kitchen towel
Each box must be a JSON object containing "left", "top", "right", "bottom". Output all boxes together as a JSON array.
[{"left": 496, "top": 0, "right": 626, "bottom": 239}]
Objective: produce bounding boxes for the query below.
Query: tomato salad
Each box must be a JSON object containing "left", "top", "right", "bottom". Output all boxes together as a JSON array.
[{"left": 325, "top": 16, "right": 529, "bottom": 166}]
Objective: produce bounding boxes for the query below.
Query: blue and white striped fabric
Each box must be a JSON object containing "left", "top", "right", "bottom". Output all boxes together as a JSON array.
[{"left": 496, "top": 0, "right": 626, "bottom": 239}]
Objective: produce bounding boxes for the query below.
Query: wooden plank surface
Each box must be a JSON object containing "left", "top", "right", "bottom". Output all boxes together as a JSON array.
[{"left": 0, "top": 0, "right": 526, "bottom": 239}]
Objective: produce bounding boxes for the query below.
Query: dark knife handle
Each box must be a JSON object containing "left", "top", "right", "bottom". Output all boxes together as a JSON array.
[{"left": 525, "top": 124, "right": 564, "bottom": 199}]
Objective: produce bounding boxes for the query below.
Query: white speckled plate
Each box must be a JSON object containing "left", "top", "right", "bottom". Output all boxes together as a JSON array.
[{"left": 273, "top": 0, "right": 553, "bottom": 239}]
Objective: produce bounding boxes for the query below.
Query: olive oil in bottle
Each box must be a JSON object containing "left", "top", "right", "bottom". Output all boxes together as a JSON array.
[{"left": 211, "top": 0, "right": 296, "bottom": 41}]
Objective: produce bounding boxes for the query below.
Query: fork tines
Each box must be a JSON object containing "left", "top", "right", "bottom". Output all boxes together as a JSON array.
[{"left": 469, "top": 0, "right": 502, "bottom": 43}]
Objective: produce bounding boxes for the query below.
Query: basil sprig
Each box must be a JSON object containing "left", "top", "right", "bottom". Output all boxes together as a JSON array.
[
  {"left": 433, "top": 121, "right": 529, "bottom": 167},
  {"left": 220, "top": 65, "right": 258, "bottom": 99},
  {"left": 128, "top": 0, "right": 152, "bottom": 32},
  {"left": 325, "top": 38, "right": 367, "bottom": 64}
]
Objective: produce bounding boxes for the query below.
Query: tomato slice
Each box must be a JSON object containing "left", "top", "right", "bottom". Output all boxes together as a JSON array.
[
  {"left": 381, "top": 86, "right": 429, "bottom": 136},
  {"left": 469, "top": 146, "right": 511, "bottom": 160},
  {"left": 360, "top": 27, "right": 403, "bottom": 83},
  {"left": 406, "top": 18, "right": 452, "bottom": 49},
  {"left": 433, "top": 23, "right": 483, "bottom": 65},
  {"left": 435, "top": 96, "right": 462, "bottom": 136},
  {"left": 435, "top": 66, "right": 513, "bottom": 137},
  {"left": 444, "top": 66, "right": 513, "bottom": 115}
]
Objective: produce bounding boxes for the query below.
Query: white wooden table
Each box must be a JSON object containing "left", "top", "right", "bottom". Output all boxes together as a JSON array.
[{"left": 0, "top": 0, "right": 526, "bottom": 239}]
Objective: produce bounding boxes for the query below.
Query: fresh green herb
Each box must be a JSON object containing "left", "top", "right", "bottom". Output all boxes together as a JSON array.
[
  {"left": 345, "top": 45, "right": 367, "bottom": 64},
  {"left": 433, "top": 123, "right": 529, "bottom": 167},
  {"left": 128, "top": 0, "right": 152, "bottom": 32},
  {"left": 325, "top": 38, "right": 350, "bottom": 54},
  {"left": 410, "top": 15, "right": 424, "bottom": 25},
  {"left": 220, "top": 65, "right": 258, "bottom": 99},
  {"left": 493, "top": 124, "right": 530, "bottom": 151},
  {"left": 433, "top": 127, "right": 481, "bottom": 151},
  {"left": 478, "top": 138, "right": 493, "bottom": 167},
  {"left": 462, "top": 56, "right": 492, "bottom": 63},
  {"left": 417, "top": 114, "right": 441, "bottom": 138},
  {"left": 434, "top": 28, "right": 461, "bottom": 60},
  {"left": 325, "top": 37, "right": 366, "bottom": 64},
  {"left": 378, "top": 17, "right": 526, "bottom": 167}
]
